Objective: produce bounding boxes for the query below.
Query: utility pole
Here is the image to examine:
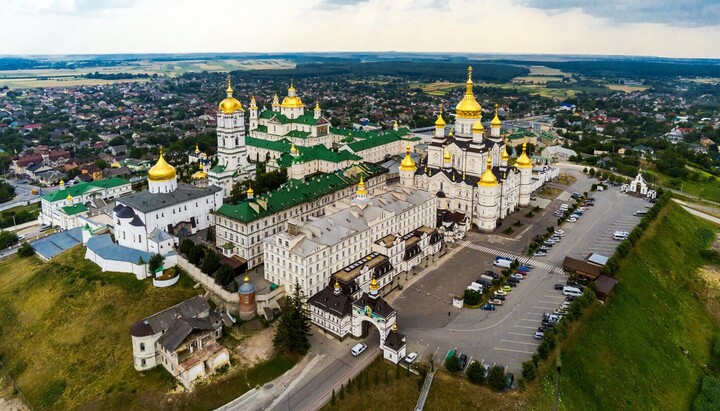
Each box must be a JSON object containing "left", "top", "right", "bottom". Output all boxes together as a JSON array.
[{"left": 554, "top": 354, "right": 562, "bottom": 411}]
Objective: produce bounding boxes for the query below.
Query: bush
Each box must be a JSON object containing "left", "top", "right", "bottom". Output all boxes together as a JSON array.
[
  {"left": 521, "top": 360, "right": 537, "bottom": 382},
  {"left": 0, "top": 230, "right": 18, "bottom": 249},
  {"left": 215, "top": 264, "right": 235, "bottom": 287},
  {"left": 17, "top": 241, "right": 34, "bottom": 257},
  {"left": 201, "top": 250, "right": 221, "bottom": 274},
  {"left": 463, "top": 289, "right": 482, "bottom": 305},
  {"left": 445, "top": 354, "right": 461, "bottom": 372},
  {"left": 466, "top": 361, "right": 485, "bottom": 384},
  {"left": 487, "top": 365, "right": 506, "bottom": 391},
  {"left": 179, "top": 238, "right": 194, "bottom": 254},
  {"left": 693, "top": 376, "right": 720, "bottom": 411},
  {"left": 148, "top": 253, "right": 164, "bottom": 274},
  {"left": 188, "top": 245, "right": 205, "bottom": 265}
]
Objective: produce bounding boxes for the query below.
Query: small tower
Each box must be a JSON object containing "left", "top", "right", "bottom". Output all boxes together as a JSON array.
[
  {"left": 435, "top": 105, "right": 446, "bottom": 138},
  {"left": 476, "top": 158, "right": 500, "bottom": 232},
  {"left": 368, "top": 275, "right": 379, "bottom": 298},
  {"left": 490, "top": 104, "right": 502, "bottom": 139},
  {"left": 333, "top": 279, "right": 341, "bottom": 295},
  {"left": 290, "top": 145, "right": 304, "bottom": 180},
  {"left": 356, "top": 175, "right": 368, "bottom": 201},
  {"left": 314, "top": 101, "right": 321, "bottom": 119},
  {"left": 393, "top": 120, "right": 399, "bottom": 132},
  {"left": 516, "top": 141, "right": 533, "bottom": 207},
  {"left": 272, "top": 93, "right": 280, "bottom": 111},
  {"left": 399, "top": 144, "right": 417, "bottom": 188},
  {"left": 443, "top": 146, "right": 452, "bottom": 169},
  {"left": 59, "top": 179, "right": 65, "bottom": 188},
  {"left": 246, "top": 186, "right": 254, "bottom": 199},
  {"left": 501, "top": 143, "right": 509, "bottom": 167},
  {"left": 65, "top": 194, "right": 73, "bottom": 206},
  {"left": 238, "top": 275, "right": 257, "bottom": 321},
  {"left": 249, "top": 96, "right": 258, "bottom": 130},
  {"left": 472, "top": 119, "right": 484, "bottom": 143}
]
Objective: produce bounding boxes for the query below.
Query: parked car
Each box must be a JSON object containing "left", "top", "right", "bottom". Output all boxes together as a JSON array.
[
  {"left": 481, "top": 303, "right": 496, "bottom": 311},
  {"left": 495, "top": 289, "right": 508, "bottom": 296},
  {"left": 554, "top": 283, "right": 564, "bottom": 290},
  {"left": 405, "top": 352, "right": 418, "bottom": 363},
  {"left": 554, "top": 230, "right": 565, "bottom": 236},
  {"left": 534, "top": 331, "right": 545, "bottom": 340},
  {"left": 490, "top": 298, "right": 503, "bottom": 306},
  {"left": 351, "top": 343, "right": 367, "bottom": 357},
  {"left": 533, "top": 251, "right": 547, "bottom": 257},
  {"left": 501, "top": 285, "right": 512, "bottom": 293},
  {"left": 567, "top": 217, "right": 577, "bottom": 223},
  {"left": 485, "top": 270, "right": 500, "bottom": 278},
  {"left": 39, "top": 224, "right": 53, "bottom": 232},
  {"left": 506, "top": 372, "right": 515, "bottom": 389},
  {"left": 544, "top": 239, "right": 555, "bottom": 245},
  {"left": 511, "top": 274, "right": 524, "bottom": 281},
  {"left": 458, "top": 353, "right": 468, "bottom": 370},
  {"left": 492, "top": 293, "right": 506, "bottom": 300}
]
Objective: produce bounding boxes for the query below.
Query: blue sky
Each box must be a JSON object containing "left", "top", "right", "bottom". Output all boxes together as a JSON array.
[{"left": 0, "top": 0, "right": 718, "bottom": 58}]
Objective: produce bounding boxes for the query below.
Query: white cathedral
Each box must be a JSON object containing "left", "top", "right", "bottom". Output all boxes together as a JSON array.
[{"left": 398, "top": 67, "right": 534, "bottom": 231}]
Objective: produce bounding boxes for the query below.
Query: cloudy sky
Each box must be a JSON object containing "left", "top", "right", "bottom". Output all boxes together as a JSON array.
[{"left": 0, "top": 0, "right": 718, "bottom": 58}]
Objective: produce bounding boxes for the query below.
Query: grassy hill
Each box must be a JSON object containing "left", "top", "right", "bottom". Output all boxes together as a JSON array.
[{"left": 528, "top": 202, "right": 720, "bottom": 410}]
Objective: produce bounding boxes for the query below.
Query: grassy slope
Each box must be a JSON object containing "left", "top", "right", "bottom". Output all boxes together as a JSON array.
[
  {"left": 531, "top": 202, "right": 719, "bottom": 410},
  {"left": 0, "top": 246, "right": 201, "bottom": 409}
]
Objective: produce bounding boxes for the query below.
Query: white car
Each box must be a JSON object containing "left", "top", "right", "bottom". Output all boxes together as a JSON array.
[
  {"left": 567, "top": 217, "right": 577, "bottom": 223},
  {"left": 597, "top": 186, "right": 604, "bottom": 191},
  {"left": 351, "top": 343, "right": 367, "bottom": 357},
  {"left": 533, "top": 251, "right": 547, "bottom": 257},
  {"left": 554, "top": 230, "right": 565, "bottom": 236},
  {"left": 404, "top": 352, "right": 418, "bottom": 363}
]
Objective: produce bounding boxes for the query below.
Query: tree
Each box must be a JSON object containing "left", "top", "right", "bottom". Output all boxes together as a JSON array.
[
  {"left": 94, "top": 159, "right": 109, "bottom": 170},
  {"left": 583, "top": 166, "right": 588, "bottom": 173},
  {"left": 466, "top": 361, "right": 485, "bottom": 384},
  {"left": 331, "top": 389, "right": 336, "bottom": 406},
  {"left": 339, "top": 384, "right": 344, "bottom": 400},
  {"left": 188, "top": 245, "right": 205, "bottom": 265},
  {"left": 215, "top": 264, "right": 235, "bottom": 287},
  {"left": 462, "top": 289, "right": 481, "bottom": 305},
  {"left": 521, "top": 360, "right": 537, "bottom": 382},
  {"left": 487, "top": 365, "right": 507, "bottom": 391},
  {"left": 148, "top": 253, "right": 164, "bottom": 274},
  {"left": 445, "top": 354, "right": 461, "bottom": 372},
  {"left": 201, "top": 250, "right": 220, "bottom": 274},
  {"left": 179, "top": 238, "right": 194, "bottom": 254},
  {"left": 273, "top": 282, "right": 312, "bottom": 354},
  {"left": 589, "top": 168, "right": 596, "bottom": 177},
  {"left": 17, "top": 242, "right": 34, "bottom": 257},
  {"left": 0, "top": 231, "right": 18, "bottom": 249},
  {"left": 206, "top": 226, "right": 215, "bottom": 242}
]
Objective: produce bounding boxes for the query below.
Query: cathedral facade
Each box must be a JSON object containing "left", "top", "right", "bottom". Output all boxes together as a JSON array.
[{"left": 399, "top": 67, "right": 534, "bottom": 231}]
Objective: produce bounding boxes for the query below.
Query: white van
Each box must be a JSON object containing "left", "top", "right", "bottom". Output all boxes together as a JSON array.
[
  {"left": 563, "top": 286, "right": 582, "bottom": 297},
  {"left": 493, "top": 259, "right": 511, "bottom": 269},
  {"left": 467, "top": 282, "right": 484, "bottom": 293},
  {"left": 559, "top": 204, "right": 569, "bottom": 210},
  {"left": 351, "top": 343, "right": 367, "bottom": 357},
  {"left": 634, "top": 210, "right": 648, "bottom": 216}
]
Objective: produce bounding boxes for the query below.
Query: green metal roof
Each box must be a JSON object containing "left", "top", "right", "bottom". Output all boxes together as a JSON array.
[
  {"left": 215, "top": 163, "right": 387, "bottom": 223},
  {"left": 61, "top": 203, "right": 88, "bottom": 216},
  {"left": 255, "top": 125, "right": 268, "bottom": 133},
  {"left": 285, "top": 130, "right": 311, "bottom": 139},
  {"left": 41, "top": 177, "right": 130, "bottom": 203},
  {"left": 274, "top": 146, "right": 362, "bottom": 168},
  {"left": 210, "top": 165, "right": 226, "bottom": 173}
]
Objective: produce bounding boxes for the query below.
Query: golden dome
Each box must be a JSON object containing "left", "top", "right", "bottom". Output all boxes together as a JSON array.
[
  {"left": 479, "top": 158, "right": 498, "bottom": 187},
  {"left": 491, "top": 104, "right": 502, "bottom": 127},
  {"left": 473, "top": 119, "right": 484, "bottom": 133},
  {"left": 399, "top": 144, "right": 417, "bottom": 171},
  {"left": 66, "top": 194, "right": 73, "bottom": 201},
  {"left": 456, "top": 66, "right": 482, "bottom": 119},
  {"left": 369, "top": 275, "right": 378, "bottom": 291},
  {"left": 59, "top": 179, "right": 65, "bottom": 186},
  {"left": 516, "top": 142, "right": 533, "bottom": 169},
  {"left": 218, "top": 75, "right": 244, "bottom": 114},
  {"left": 148, "top": 149, "right": 177, "bottom": 181},
  {"left": 501, "top": 145, "right": 509, "bottom": 161},
  {"left": 443, "top": 147, "right": 452, "bottom": 163},
  {"left": 246, "top": 186, "right": 254, "bottom": 196},
  {"left": 290, "top": 143, "right": 298, "bottom": 156},
  {"left": 334, "top": 279, "right": 340, "bottom": 289},
  {"left": 249, "top": 96, "right": 257, "bottom": 109},
  {"left": 435, "top": 105, "right": 446, "bottom": 128},
  {"left": 281, "top": 82, "right": 303, "bottom": 108},
  {"left": 244, "top": 275, "right": 250, "bottom": 282},
  {"left": 356, "top": 175, "right": 368, "bottom": 196},
  {"left": 315, "top": 101, "right": 320, "bottom": 110},
  {"left": 392, "top": 323, "right": 398, "bottom": 332},
  {"left": 195, "top": 144, "right": 200, "bottom": 154}
]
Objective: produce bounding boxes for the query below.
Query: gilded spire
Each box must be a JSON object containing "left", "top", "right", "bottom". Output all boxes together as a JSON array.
[
  {"left": 400, "top": 144, "right": 417, "bottom": 171},
  {"left": 356, "top": 175, "right": 368, "bottom": 196},
  {"left": 393, "top": 323, "right": 398, "bottom": 333},
  {"left": 315, "top": 101, "right": 320, "bottom": 110},
  {"left": 443, "top": 146, "right": 452, "bottom": 163},
  {"left": 369, "top": 275, "right": 378, "bottom": 291},
  {"left": 466, "top": 66, "right": 473, "bottom": 94},
  {"left": 491, "top": 103, "right": 501, "bottom": 127},
  {"left": 515, "top": 141, "right": 533, "bottom": 169},
  {"left": 244, "top": 275, "right": 250, "bottom": 282},
  {"left": 479, "top": 158, "right": 498, "bottom": 187},
  {"left": 435, "top": 104, "right": 446, "bottom": 128},
  {"left": 195, "top": 144, "right": 200, "bottom": 154},
  {"left": 250, "top": 95, "right": 257, "bottom": 109},
  {"left": 226, "top": 74, "right": 233, "bottom": 97}
]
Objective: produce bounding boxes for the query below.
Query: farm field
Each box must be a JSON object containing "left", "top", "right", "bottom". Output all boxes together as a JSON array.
[
  {"left": 606, "top": 84, "right": 650, "bottom": 92},
  {"left": 0, "top": 58, "right": 295, "bottom": 89}
]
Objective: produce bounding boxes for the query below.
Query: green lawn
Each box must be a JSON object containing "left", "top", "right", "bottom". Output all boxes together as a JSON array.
[
  {"left": 528, "top": 202, "right": 720, "bottom": 410},
  {"left": 655, "top": 171, "right": 720, "bottom": 203},
  {"left": 0, "top": 246, "right": 299, "bottom": 410}
]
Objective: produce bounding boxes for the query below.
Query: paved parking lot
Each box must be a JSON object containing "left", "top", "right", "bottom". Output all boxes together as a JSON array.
[{"left": 393, "top": 170, "right": 651, "bottom": 376}]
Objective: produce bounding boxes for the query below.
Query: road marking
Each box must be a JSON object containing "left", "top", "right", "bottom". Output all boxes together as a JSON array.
[
  {"left": 533, "top": 306, "right": 557, "bottom": 310},
  {"left": 466, "top": 355, "right": 473, "bottom": 372},
  {"left": 538, "top": 300, "right": 560, "bottom": 304},
  {"left": 508, "top": 332, "right": 533, "bottom": 337},
  {"left": 543, "top": 295, "right": 565, "bottom": 299},
  {"left": 501, "top": 339, "right": 540, "bottom": 346},
  {"left": 514, "top": 325, "right": 537, "bottom": 329},
  {"left": 527, "top": 312, "right": 545, "bottom": 316},
  {"left": 494, "top": 347, "right": 535, "bottom": 354},
  {"left": 520, "top": 318, "right": 537, "bottom": 322}
]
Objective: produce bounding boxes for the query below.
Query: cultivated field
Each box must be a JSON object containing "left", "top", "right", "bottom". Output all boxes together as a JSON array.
[{"left": 606, "top": 84, "right": 650, "bottom": 92}]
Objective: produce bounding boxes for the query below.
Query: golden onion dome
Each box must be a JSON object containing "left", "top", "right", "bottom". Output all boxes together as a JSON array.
[
  {"left": 195, "top": 144, "right": 200, "bottom": 154},
  {"left": 399, "top": 144, "right": 417, "bottom": 171},
  {"left": 290, "top": 143, "right": 298, "bottom": 156},
  {"left": 356, "top": 175, "right": 368, "bottom": 196},
  {"left": 59, "top": 179, "right": 65, "bottom": 186},
  {"left": 501, "top": 145, "right": 509, "bottom": 161},
  {"left": 456, "top": 66, "right": 482, "bottom": 119},
  {"left": 218, "top": 75, "right": 244, "bottom": 114},
  {"left": 443, "top": 146, "right": 452, "bottom": 162},
  {"left": 249, "top": 96, "right": 257, "bottom": 109},
  {"left": 473, "top": 119, "right": 484, "bottom": 133},
  {"left": 281, "top": 95, "right": 304, "bottom": 108},
  {"left": 369, "top": 275, "right": 378, "bottom": 291},
  {"left": 66, "top": 194, "right": 73, "bottom": 202},
  {"left": 148, "top": 149, "right": 177, "bottom": 181},
  {"left": 491, "top": 104, "right": 502, "bottom": 127},
  {"left": 246, "top": 186, "right": 254, "bottom": 196},
  {"left": 516, "top": 142, "right": 533, "bottom": 169},
  {"left": 435, "top": 112, "right": 446, "bottom": 128},
  {"left": 479, "top": 158, "right": 498, "bottom": 187},
  {"left": 393, "top": 323, "right": 398, "bottom": 332}
]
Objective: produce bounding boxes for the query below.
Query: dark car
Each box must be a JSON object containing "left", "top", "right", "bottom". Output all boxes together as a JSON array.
[
  {"left": 505, "top": 281, "right": 517, "bottom": 288},
  {"left": 485, "top": 270, "right": 500, "bottom": 278},
  {"left": 554, "top": 283, "right": 564, "bottom": 290},
  {"left": 459, "top": 353, "right": 468, "bottom": 370},
  {"left": 481, "top": 303, "right": 496, "bottom": 311},
  {"left": 506, "top": 372, "right": 515, "bottom": 388},
  {"left": 493, "top": 293, "right": 506, "bottom": 300},
  {"left": 649, "top": 198, "right": 657, "bottom": 203}
]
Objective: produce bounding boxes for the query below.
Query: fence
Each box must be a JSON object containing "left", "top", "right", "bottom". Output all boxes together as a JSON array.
[{"left": 176, "top": 254, "right": 239, "bottom": 304}]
